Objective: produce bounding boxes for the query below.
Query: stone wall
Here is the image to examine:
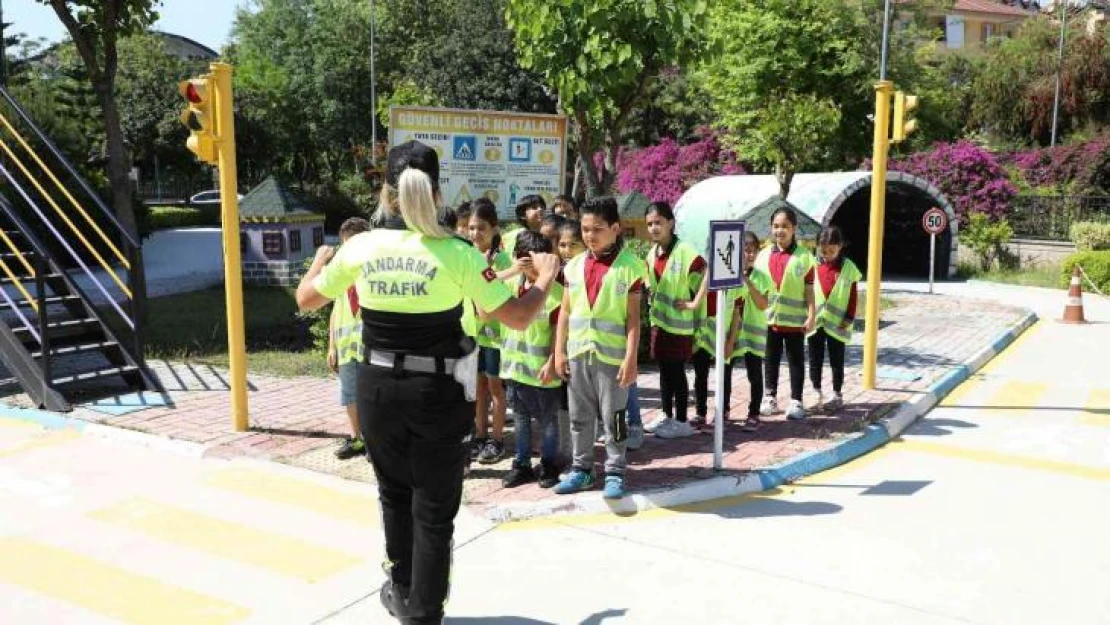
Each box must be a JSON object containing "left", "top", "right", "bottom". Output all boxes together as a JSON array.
[
  {"left": 242, "top": 260, "right": 304, "bottom": 287},
  {"left": 1010, "top": 238, "right": 1077, "bottom": 268}
]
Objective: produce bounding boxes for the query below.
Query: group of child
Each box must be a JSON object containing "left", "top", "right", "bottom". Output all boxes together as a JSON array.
[{"left": 328, "top": 191, "right": 862, "bottom": 501}]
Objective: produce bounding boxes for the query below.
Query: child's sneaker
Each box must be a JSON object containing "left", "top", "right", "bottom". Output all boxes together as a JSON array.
[
  {"left": 602, "top": 474, "right": 626, "bottom": 499},
  {"left": 553, "top": 469, "right": 595, "bottom": 495},
  {"left": 643, "top": 414, "right": 671, "bottom": 433},
  {"left": 502, "top": 462, "right": 536, "bottom": 488},
  {"left": 815, "top": 391, "right": 825, "bottom": 412},
  {"left": 537, "top": 461, "right": 560, "bottom": 488},
  {"left": 477, "top": 439, "right": 505, "bottom": 464},
  {"left": 786, "top": 399, "right": 807, "bottom": 421},
  {"left": 334, "top": 437, "right": 365, "bottom": 460},
  {"left": 827, "top": 392, "right": 844, "bottom": 411},
  {"left": 656, "top": 420, "right": 696, "bottom": 439},
  {"left": 652, "top": 417, "right": 678, "bottom": 438},
  {"left": 470, "top": 437, "right": 487, "bottom": 461},
  {"left": 760, "top": 397, "right": 779, "bottom": 416},
  {"left": 626, "top": 424, "right": 645, "bottom": 450},
  {"left": 689, "top": 414, "right": 707, "bottom": 429}
]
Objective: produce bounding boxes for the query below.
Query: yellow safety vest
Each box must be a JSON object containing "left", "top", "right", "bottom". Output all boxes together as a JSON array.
[
  {"left": 695, "top": 289, "right": 738, "bottom": 357},
  {"left": 755, "top": 244, "right": 816, "bottom": 328},
  {"left": 332, "top": 291, "right": 364, "bottom": 365},
  {"left": 500, "top": 280, "right": 564, "bottom": 388},
  {"left": 646, "top": 239, "right": 702, "bottom": 336},
  {"left": 731, "top": 269, "right": 775, "bottom": 360},
  {"left": 475, "top": 249, "right": 512, "bottom": 348},
  {"left": 566, "top": 247, "right": 642, "bottom": 366},
  {"left": 809, "top": 258, "right": 862, "bottom": 344}
]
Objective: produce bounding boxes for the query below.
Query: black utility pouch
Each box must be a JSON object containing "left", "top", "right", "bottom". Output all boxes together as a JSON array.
[{"left": 611, "top": 408, "right": 629, "bottom": 443}]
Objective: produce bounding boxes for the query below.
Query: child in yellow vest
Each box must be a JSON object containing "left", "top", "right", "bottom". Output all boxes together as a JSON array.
[
  {"left": 327, "top": 217, "right": 372, "bottom": 460},
  {"left": 756, "top": 207, "right": 817, "bottom": 421},
  {"left": 726, "top": 231, "right": 773, "bottom": 433},
  {"left": 808, "top": 226, "right": 861, "bottom": 411},
  {"left": 500, "top": 230, "right": 565, "bottom": 488},
  {"left": 553, "top": 197, "right": 642, "bottom": 499},
  {"left": 468, "top": 199, "right": 513, "bottom": 464}
]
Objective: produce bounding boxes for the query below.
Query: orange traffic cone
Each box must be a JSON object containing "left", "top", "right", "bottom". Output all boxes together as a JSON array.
[{"left": 1061, "top": 265, "right": 1087, "bottom": 324}]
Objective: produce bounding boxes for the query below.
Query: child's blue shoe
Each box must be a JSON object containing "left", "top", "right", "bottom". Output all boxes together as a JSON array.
[
  {"left": 602, "top": 474, "right": 625, "bottom": 499},
  {"left": 553, "top": 470, "right": 595, "bottom": 495}
]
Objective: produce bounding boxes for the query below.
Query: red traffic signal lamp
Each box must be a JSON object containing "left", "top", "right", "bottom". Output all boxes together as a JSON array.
[{"left": 178, "top": 77, "right": 218, "bottom": 164}]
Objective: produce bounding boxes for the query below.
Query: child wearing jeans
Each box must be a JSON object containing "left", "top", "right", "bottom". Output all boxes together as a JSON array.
[
  {"left": 726, "top": 231, "right": 772, "bottom": 432},
  {"left": 808, "top": 225, "right": 861, "bottom": 411},
  {"left": 500, "top": 230, "right": 565, "bottom": 488},
  {"left": 327, "top": 217, "right": 372, "bottom": 460},
  {"left": 553, "top": 197, "right": 642, "bottom": 499},
  {"left": 756, "top": 206, "right": 817, "bottom": 421}
]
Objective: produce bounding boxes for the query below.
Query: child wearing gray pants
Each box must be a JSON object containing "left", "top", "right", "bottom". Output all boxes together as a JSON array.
[{"left": 568, "top": 355, "right": 629, "bottom": 480}]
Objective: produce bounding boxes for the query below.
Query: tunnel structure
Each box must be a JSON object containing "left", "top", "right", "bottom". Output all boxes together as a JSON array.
[{"left": 673, "top": 172, "right": 958, "bottom": 279}]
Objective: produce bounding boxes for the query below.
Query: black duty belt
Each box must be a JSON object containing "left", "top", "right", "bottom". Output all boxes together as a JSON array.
[{"left": 367, "top": 349, "right": 458, "bottom": 375}]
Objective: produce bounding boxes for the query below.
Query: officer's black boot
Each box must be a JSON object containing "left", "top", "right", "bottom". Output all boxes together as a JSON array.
[{"left": 380, "top": 580, "right": 410, "bottom": 620}]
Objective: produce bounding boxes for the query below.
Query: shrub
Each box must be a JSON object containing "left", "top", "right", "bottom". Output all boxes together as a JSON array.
[
  {"left": 1005, "top": 137, "right": 1110, "bottom": 195},
  {"left": 147, "top": 206, "right": 219, "bottom": 230},
  {"left": 885, "top": 141, "right": 1017, "bottom": 223},
  {"left": 616, "top": 128, "right": 744, "bottom": 205},
  {"left": 962, "top": 212, "right": 1014, "bottom": 271},
  {"left": 1059, "top": 251, "right": 1110, "bottom": 293},
  {"left": 1069, "top": 221, "right": 1110, "bottom": 252}
]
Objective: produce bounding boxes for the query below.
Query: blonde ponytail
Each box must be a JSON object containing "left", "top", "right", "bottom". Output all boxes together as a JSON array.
[{"left": 374, "top": 168, "right": 452, "bottom": 238}]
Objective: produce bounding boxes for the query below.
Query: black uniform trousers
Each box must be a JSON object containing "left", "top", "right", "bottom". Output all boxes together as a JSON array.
[{"left": 358, "top": 362, "right": 472, "bottom": 624}]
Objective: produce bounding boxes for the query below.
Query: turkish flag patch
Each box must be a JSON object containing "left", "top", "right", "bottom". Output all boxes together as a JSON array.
[{"left": 482, "top": 267, "right": 497, "bottom": 282}]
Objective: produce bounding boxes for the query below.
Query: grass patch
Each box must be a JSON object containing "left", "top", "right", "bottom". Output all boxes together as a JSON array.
[
  {"left": 957, "top": 261, "right": 1063, "bottom": 290},
  {"left": 144, "top": 286, "right": 330, "bottom": 378}
]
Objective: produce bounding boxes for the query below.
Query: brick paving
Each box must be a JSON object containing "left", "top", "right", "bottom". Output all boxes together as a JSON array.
[{"left": 0, "top": 291, "right": 1030, "bottom": 512}]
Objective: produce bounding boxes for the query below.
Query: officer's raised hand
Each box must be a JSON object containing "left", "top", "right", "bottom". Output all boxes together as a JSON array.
[{"left": 528, "top": 251, "right": 560, "bottom": 282}]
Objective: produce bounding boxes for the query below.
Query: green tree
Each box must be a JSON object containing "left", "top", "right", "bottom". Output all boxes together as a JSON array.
[
  {"left": 971, "top": 17, "right": 1110, "bottom": 144},
  {"left": 506, "top": 0, "right": 709, "bottom": 197},
  {"left": 37, "top": 0, "right": 162, "bottom": 237},
  {"left": 701, "top": 0, "right": 871, "bottom": 196},
  {"left": 736, "top": 93, "right": 842, "bottom": 198}
]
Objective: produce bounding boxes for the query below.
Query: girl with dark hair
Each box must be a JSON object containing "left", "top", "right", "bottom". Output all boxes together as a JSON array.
[
  {"left": 502, "top": 194, "right": 547, "bottom": 257},
  {"left": 557, "top": 219, "right": 585, "bottom": 262},
  {"left": 754, "top": 206, "right": 817, "bottom": 421},
  {"left": 641, "top": 201, "right": 707, "bottom": 439},
  {"left": 726, "top": 231, "right": 773, "bottom": 432},
  {"left": 541, "top": 213, "right": 567, "bottom": 250},
  {"left": 468, "top": 199, "right": 513, "bottom": 464},
  {"left": 808, "top": 225, "right": 861, "bottom": 411}
]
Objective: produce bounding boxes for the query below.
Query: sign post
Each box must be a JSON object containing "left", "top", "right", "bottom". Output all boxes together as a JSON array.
[
  {"left": 922, "top": 207, "right": 948, "bottom": 295},
  {"left": 706, "top": 221, "right": 745, "bottom": 470}
]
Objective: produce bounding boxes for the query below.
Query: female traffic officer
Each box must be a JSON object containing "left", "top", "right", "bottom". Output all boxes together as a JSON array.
[{"left": 296, "top": 140, "right": 561, "bottom": 625}]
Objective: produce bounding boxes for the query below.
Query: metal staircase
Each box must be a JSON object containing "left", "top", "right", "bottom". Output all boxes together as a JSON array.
[{"left": 0, "top": 85, "right": 153, "bottom": 411}]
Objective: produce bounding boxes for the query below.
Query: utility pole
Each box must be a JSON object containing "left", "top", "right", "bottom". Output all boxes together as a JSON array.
[
  {"left": 370, "top": 0, "right": 378, "bottom": 162},
  {"left": 0, "top": 0, "right": 8, "bottom": 87},
  {"left": 1050, "top": 0, "right": 1068, "bottom": 147}
]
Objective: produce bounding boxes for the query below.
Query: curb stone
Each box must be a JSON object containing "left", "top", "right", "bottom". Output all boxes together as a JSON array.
[{"left": 484, "top": 309, "right": 1039, "bottom": 524}]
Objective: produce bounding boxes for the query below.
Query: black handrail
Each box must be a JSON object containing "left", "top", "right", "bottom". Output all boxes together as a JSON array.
[{"left": 0, "top": 84, "right": 140, "bottom": 248}]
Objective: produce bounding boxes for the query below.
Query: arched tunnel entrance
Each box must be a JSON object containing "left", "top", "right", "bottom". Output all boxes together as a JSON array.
[{"left": 829, "top": 181, "right": 953, "bottom": 279}]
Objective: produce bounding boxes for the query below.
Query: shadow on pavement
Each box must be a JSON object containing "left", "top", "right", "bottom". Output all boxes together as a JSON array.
[
  {"left": 680, "top": 493, "right": 843, "bottom": 520},
  {"left": 908, "top": 417, "right": 979, "bottom": 436}
]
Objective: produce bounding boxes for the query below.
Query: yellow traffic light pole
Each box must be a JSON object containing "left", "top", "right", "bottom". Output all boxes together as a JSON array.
[
  {"left": 862, "top": 80, "right": 894, "bottom": 391},
  {"left": 211, "top": 63, "right": 249, "bottom": 432}
]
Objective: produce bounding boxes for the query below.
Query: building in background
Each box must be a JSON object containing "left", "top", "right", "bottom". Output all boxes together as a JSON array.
[{"left": 238, "top": 176, "right": 326, "bottom": 287}]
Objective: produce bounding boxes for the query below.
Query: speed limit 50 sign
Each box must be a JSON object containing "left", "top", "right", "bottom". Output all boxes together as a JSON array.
[{"left": 922, "top": 208, "right": 948, "bottom": 235}]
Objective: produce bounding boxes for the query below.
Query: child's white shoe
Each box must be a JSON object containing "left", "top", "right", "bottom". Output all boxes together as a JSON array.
[
  {"left": 785, "top": 399, "right": 807, "bottom": 421},
  {"left": 759, "top": 397, "right": 778, "bottom": 416}
]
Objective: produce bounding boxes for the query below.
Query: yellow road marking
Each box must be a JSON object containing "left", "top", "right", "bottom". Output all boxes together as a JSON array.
[
  {"left": 0, "top": 537, "right": 249, "bottom": 625},
  {"left": 88, "top": 498, "right": 362, "bottom": 583},
  {"left": 0, "top": 429, "right": 78, "bottom": 459},
  {"left": 1080, "top": 389, "right": 1110, "bottom": 426},
  {"left": 939, "top": 376, "right": 985, "bottom": 407},
  {"left": 500, "top": 447, "right": 895, "bottom": 531},
  {"left": 205, "top": 467, "right": 377, "bottom": 526},
  {"left": 0, "top": 418, "right": 38, "bottom": 430},
  {"left": 984, "top": 380, "right": 1049, "bottom": 416},
  {"left": 894, "top": 439, "right": 1110, "bottom": 481}
]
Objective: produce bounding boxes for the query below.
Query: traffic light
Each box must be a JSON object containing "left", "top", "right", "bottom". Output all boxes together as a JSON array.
[
  {"left": 178, "top": 76, "right": 218, "bottom": 164},
  {"left": 891, "top": 91, "right": 919, "bottom": 144}
]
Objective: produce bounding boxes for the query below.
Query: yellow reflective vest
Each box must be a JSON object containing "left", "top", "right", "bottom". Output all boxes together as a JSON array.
[
  {"left": 500, "top": 280, "right": 564, "bottom": 388},
  {"left": 646, "top": 239, "right": 703, "bottom": 336},
  {"left": 809, "top": 258, "right": 862, "bottom": 344},
  {"left": 731, "top": 269, "right": 775, "bottom": 360},
  {"left": 755, "top": 244, "right": 816, "bottom": 328},
  {"left": 565, "top": 247, "right": 642, "bottom": 367}
]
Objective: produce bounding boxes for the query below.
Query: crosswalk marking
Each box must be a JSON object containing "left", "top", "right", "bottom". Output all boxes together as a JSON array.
[
  {"left": 205, "top": 466, "right": 377, "bottom": 526},
  {"left": 88, "top": 498, "right": 362, "bottom": 583},
  {"left": 1080, "top": 389, "right": 1110, "bottom": 426},
  {"left": 0, "top": 537, "right": 250, "bottom": 624},
  {"left": 0, "top": 429, "right": 78, "bottom": 459},
  {"left": 983, "top": 380, "right": 1048, "bottom": 416},
  {"left": 895, "top": 439, "right": 1110, "bottom": 481}
]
